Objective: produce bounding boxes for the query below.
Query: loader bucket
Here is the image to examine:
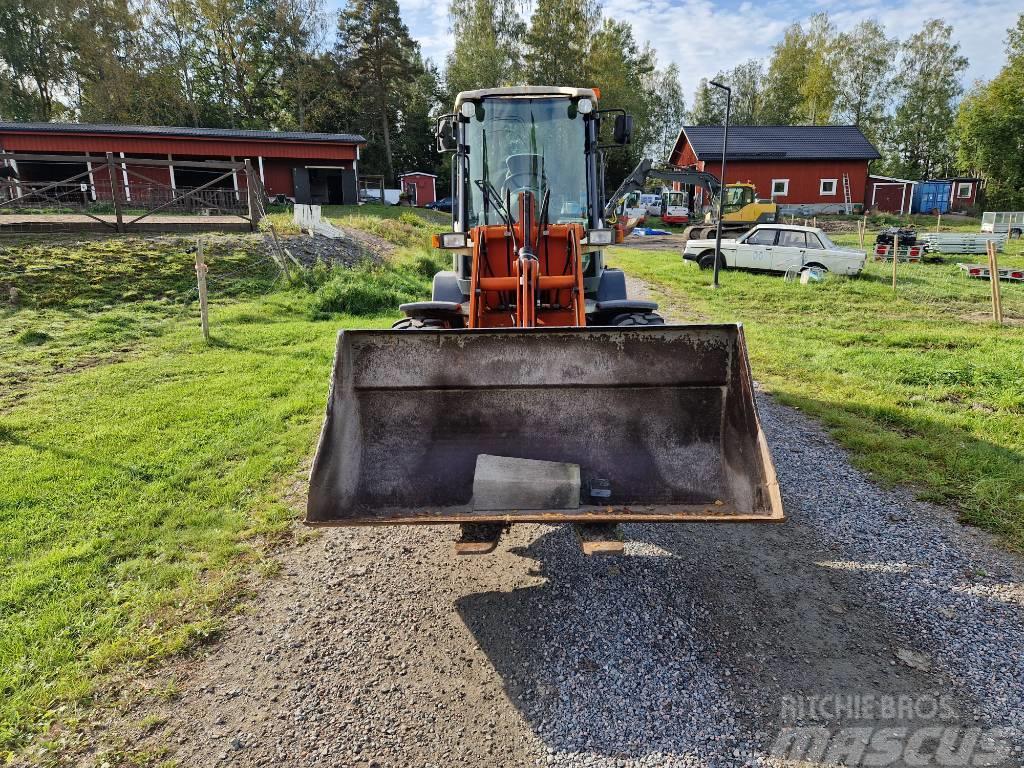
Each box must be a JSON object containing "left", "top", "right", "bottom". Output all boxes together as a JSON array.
[{"left": 306, "top": 325, "right": 783, "bottom": 526}]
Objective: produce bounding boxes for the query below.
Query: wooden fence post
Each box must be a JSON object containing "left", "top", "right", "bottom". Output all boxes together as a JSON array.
[
  {"left": 195, "top": 238, "right": 210, "bottom": 341},
  {"left": 892, "top": 239, "right": 899, "bottom": 291},
  {"left": 105, "top": 152, "right": 124, "bottom": 233},
  {"left": 937, "top": 212, "right": 942, "bottom": 232},
  {"left": 987, "top": 241, "right": 1003, "bottom": 325},
  {"left": 244, "top": 159, "right": 258, "bottom": 231}
]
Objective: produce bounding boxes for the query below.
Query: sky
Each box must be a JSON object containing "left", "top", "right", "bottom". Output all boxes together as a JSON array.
[{"left": 367, "top": 0, "right": 1019, "bottom": 105}]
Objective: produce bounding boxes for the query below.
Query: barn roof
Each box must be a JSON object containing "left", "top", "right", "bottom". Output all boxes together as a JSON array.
[
  {"left": 0, "top": 121, "right": 366, "bottom": 145},
  {"left": 677, "top": 125, "right": 881, "bottom": 161}
]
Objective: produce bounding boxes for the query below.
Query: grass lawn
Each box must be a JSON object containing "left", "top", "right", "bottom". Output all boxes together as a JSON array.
[
  {"left": 0, "top": 230, "right": 417, "bottom": 760},
  {"left": 610, "top": 224, "right": 1024, "bottom": 547},
  {"left": 1, "top": 209, "right": 1021, "bottom": 759}
]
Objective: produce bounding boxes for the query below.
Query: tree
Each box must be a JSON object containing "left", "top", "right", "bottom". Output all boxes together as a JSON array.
[
  {"left": 645, "top": 63, "right": 685, "bottom": 162},
  {"left": 886, "top": 19, "right": 968, "bottom": 179},
  {"left": 728, "top": 59, "right": 764, "bottom": 125},
  {"left": 689, "top": 77, "right": 725, "bottom": 125},
  {"left": 798, "top": 13, "right": 838, "bottom": 124},
  {"left": 833, "top": 20, "right": 896, "bottom": 146},
  {"left": 444, "top": 0, "right": 524, "bottom": 98},
  {"left": 524, "top": 0, "right": 599, "bottom": 86},
  {"left": 760, "top": 22, "right": 810, "bottom": 124},
  {"left": 0, "top": 0, "right": 77, "bottom": 119},
  {"left": 955, "top": 14, "right": 1024, "bottom": 208},
  {"left": 586, "top": 19, "right": 655, "bottom": 184},
  {"left": 335, "top": 0, "right": 422, "bottom": 181}
]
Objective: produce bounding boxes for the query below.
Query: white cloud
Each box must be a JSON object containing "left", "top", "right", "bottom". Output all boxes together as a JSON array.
[{"left": 390, "top": 0, "right": 1018, "bottom": 106}]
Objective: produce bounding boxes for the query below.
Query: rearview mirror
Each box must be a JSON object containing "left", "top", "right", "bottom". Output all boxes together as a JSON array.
[
  {"left": 436, "top": 115, "right": 457, "bottom": 153},
  {"left": 613, "top": 114, "right": 633, "bottom": 145}
]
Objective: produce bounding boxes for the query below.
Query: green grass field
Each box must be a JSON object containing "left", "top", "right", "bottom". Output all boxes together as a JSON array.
[
  {"left": 1, "top": 209, "right": 1021, "bottom": 760},
  {"left": 0, "top": 215, "right": 439, "bottom": 759},
  {"left": 610, "top": 224, "right": 1023, "bottom": 547}
]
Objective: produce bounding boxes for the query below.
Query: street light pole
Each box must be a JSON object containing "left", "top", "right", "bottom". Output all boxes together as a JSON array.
[{"left": 709, "top": 80, "right": 731, "bottom": 289}]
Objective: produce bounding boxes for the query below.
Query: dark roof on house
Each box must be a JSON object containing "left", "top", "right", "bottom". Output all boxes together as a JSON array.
[
  {"left": 680, "top": 125, "right": 880, "bottom": 161},
  {"left": 0, "top": 121, "right": 366, "bottom": 145}
]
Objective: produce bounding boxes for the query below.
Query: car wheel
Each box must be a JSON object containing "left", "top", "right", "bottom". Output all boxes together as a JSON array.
[
  {"left": 804, "top": 262, "right": 828, "bottom": 272},
  {"left": 698, "top": 251, "right": 725, "bottom": 271}
]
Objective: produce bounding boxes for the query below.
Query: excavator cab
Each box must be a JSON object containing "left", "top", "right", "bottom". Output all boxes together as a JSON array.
[{"left": 307, "top": 87, "right": 783, "bottom": 552}]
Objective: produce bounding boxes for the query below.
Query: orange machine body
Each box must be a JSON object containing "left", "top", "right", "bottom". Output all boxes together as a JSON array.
[{"left": 466, "top": 194, "right": 587, "bottom": 329}]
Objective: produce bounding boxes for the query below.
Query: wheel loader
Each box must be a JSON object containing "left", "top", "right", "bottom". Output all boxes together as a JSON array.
[{"left": 307, "top": 86, "right": 783, "bottom": 554}]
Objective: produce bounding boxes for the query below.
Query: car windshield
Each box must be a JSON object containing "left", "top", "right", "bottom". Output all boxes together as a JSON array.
[{"left": 465, "top": 97, "right": 588, "bottom": 226}]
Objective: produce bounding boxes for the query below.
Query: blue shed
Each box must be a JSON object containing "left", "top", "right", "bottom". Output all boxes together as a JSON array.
[{"left": 912, "top": 181, "right": 952, "bottom": 214}]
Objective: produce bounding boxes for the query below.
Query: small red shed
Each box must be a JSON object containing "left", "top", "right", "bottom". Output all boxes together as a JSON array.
[
  {"left": 866, "top": 175, "right": 917, "bottom": 214},
  {"left": 398, "top": 172, "right": 437, "bottom": 207},
  {"left": 669, "top": 125, "right": 881, "bottom": 214},
  {"left": 935, "top": 177, "right": 981, "bottom": 213}
]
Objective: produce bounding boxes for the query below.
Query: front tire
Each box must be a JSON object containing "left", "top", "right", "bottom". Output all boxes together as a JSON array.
[
  {"left": 698, "top": 251, "right": 725, "bottom": 271},
  {"left": 391, "top": 317, "right": 451, "bottom": 330},
  {"left": 609, "top": 311, "right": 665, "bottom": 326}
]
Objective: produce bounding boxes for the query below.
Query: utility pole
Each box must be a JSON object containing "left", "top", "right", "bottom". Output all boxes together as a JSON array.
[{"left": 709, "top": 81, "right": 732, "bottom": 290}]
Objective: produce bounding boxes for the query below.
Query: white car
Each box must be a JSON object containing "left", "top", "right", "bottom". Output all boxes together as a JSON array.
[{"left": 682, "top": 224, "right": 866, "bottom": 276}]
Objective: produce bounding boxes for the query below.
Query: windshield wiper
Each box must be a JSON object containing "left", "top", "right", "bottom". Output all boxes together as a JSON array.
[{"left": 475, "top": 179, "right": 512, "bottom": 229}]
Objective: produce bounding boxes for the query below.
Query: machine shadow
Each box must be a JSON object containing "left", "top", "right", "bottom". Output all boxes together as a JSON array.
[{"left": 454, "top": 520, "right": 967, "bottom": 761}]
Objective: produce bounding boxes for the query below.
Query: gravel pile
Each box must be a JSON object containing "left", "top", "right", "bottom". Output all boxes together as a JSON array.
[{"left": 268, "top": 230, "right": 391, "bottom": 269}]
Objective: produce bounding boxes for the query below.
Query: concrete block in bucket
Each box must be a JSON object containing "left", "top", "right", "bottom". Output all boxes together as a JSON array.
[{"left": 472, "top": 455, "right": 581, "bottom": 511}]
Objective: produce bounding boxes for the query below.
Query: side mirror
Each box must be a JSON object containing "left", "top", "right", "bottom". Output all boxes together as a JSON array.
[
  {"left": 613, "top": 114, "right": 633, "bottom": 145},
  {"left": 436, "top": 115, "right": 457, "bottom": 153}
]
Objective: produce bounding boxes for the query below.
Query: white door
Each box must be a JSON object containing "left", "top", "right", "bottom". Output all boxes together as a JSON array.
[
  {"left": 738, "top": 227, "right": 778, "bottom": 270},
  {"left": 773, "top": 229, "right": 809, "bottom": 271}
]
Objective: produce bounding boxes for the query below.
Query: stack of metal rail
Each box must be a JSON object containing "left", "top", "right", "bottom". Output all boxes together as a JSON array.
[{"left": 919, "top": 232, "right": 1007, "bottom": 254}]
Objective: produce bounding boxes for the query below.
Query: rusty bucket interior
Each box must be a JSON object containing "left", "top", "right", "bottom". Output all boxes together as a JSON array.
[{"left": 306, "top": 325, "right": 783, "bottom": 526}]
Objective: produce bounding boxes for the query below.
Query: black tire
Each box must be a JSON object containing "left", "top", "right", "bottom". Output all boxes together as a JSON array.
[
  {"left": 698, "top": 251, "right": 725, "bottom": 271},
  {"left": 1010, "top": 227, "right": 1022, "bottom": 240},
  {"left": 681, "top": 225, "right": 698, "bottom": 241},
  {"left": 609, "top": 311, "right": 665, "bottom": 326},
  {"left": 391, "top": 316, "right": 450, "bottom": 330}
]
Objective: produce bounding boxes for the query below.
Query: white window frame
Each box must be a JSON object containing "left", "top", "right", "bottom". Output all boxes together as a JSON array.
[
  {"left": 957, "top": 182, "right": 972, "bottom": 199},
  {"left": 820, "top": 178, "right": 838, "bottom": 196},
  {"left": 771, "top": 178, "right": 789, "bottom": 197}
]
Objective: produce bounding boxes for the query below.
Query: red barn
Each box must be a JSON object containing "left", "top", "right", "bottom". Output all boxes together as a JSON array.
[
  {"left": 866, "top": 175, "right": 917, "bottom": 214},
  {"left": 669, "top": 125, "right": 881, "bottom": 214},
  {"left": 0, "top": 122, "right": 366, "bottom": 204},
  {"left": 398, "top": 172, "right": 437, "bottom": 207}
]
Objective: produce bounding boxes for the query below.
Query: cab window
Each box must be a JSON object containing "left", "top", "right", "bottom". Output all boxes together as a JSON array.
[
  {"left": 745, "top": 228, "right": 777, "bottom": 246},
  {"left": 777, "top": 230, "right": 806, "bottom": 248}
]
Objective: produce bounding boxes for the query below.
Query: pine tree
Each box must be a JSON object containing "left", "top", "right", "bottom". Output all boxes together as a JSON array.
[{"left": 336, "top": 0, "right": 421, "bottom": 181}]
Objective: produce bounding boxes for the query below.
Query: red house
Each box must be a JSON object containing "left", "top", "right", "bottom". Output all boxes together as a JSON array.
[
  {"left": 398, "top": 172, "right": 437, "bottom": 207},
  {"left": 669, "top": 125, "right": 881, "bottom": 214},
  {"left": 0, "top": 122, "right": 366, "bottom": 204}
]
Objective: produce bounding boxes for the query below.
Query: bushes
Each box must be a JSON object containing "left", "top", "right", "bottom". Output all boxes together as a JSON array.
[{"left": 307, "top": 254, "right": 444, "bottom": 318}]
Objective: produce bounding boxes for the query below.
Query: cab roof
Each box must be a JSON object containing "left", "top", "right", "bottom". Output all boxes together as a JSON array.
[{"left": 454, "top": 87, "right": 598, "bottom": 109}]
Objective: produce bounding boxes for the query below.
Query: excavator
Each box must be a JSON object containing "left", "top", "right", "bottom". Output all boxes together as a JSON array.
[
  {"left": 307, "top": 86, "right": 783, "bottom": 554},
  {"left": 682, "top": 181, "right": 779, "bottom": 240}
]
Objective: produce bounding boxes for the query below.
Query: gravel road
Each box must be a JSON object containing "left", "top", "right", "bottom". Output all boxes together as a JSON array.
[{"left": 109, "top": 291, "right": 1024, "bottom": 768}]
